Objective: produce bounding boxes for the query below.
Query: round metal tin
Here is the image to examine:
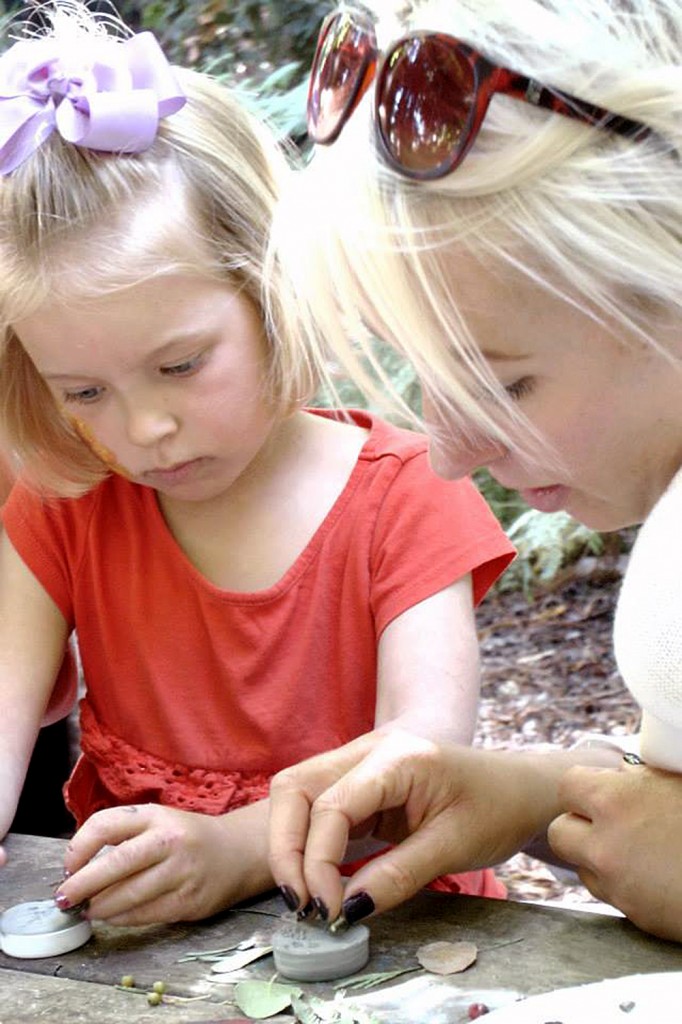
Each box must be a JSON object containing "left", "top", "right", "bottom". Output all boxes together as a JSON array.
[
  {"left": 0, "top": 899, "right": 92, "bottom": 958},
  {"left": 272, "top": 918, "right": 370, "bottom": 982}
]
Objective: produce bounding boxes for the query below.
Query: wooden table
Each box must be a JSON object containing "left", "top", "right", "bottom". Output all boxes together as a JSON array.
[{"left": 0, "top": 833, "right": 680, "bottom": 1022}]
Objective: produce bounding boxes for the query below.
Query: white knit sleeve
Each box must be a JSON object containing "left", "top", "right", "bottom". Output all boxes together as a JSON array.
[{"left": 613, "top": 467, "right": 682, "bottom": 770}]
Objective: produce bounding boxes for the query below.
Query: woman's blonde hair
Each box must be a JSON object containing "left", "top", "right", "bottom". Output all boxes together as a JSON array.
[
  {"left": 269, "top": 0, "right": 682, "bottom": 457},
  {"left": 0, "top": 3, "right": 319, "bottom": 494}
]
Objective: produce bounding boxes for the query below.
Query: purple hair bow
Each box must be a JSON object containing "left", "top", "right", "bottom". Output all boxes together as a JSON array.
[{"left": 0, "top": 31, "right": 186, "bottom": 175}]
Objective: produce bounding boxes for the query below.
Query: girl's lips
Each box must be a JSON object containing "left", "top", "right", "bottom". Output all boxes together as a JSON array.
[
  {"left": 518, "top": 484, "right": 570, "bottom": 514},
  {"left": 142, "top": 457, "right": 210, "bottom": 487}
]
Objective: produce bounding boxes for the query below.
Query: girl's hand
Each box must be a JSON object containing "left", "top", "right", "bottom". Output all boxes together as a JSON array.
[
  {"left": 548, "top": 762, "right": 682, "bottom": 942},
  {"left": 268, "top": 729, "right": 566, "bottom": 923},
  {"left": 56, "top": 801, "right": 273, "bottom": 925}
]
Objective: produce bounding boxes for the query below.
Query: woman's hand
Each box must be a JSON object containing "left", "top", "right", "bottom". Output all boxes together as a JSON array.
[
  {"left": 549, "top": 762, "right": 682, "bottom": 942},
  {"left": 56, "top": 800, "right": 273, "bottom": 925},
  {"left": 269, "top": 729, "right": 571, "bottom": 923}
]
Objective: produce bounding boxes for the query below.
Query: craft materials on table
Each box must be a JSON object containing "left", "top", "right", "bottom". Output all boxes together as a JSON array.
[
  {"left": 0, "top": 898, "right": 92, "bottom": 958},
  {"left": 272, "top": 918, "right": 371, "bottom": 982}
]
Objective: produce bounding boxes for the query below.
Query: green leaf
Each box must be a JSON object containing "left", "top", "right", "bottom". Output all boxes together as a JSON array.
[{"left": 233, "top": 979, "right": 301, "bottom": 1018}]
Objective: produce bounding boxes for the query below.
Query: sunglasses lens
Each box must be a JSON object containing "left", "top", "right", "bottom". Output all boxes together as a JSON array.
[
  {"left": 308, "top": 13, "right": 375, "bottom": 144},
  {"left": 377, "top": 37, "right": 476, "bottom": 178}
]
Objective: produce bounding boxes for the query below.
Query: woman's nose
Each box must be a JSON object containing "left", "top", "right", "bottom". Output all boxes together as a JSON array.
[
  {"left": 428, "top": 432, "right": 506, "bottom": 480},
  {"left": 421, "top": 391, "right": 507, "bottom": 480}
]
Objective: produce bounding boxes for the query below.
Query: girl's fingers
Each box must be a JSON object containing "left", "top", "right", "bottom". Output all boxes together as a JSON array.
[
  {"left": 64, "top": 805, "right": 151, "bottom": 873},
  {"left": 85, "top": 863, "right": 179, "bottom": 922},
  {"left": 59, "top": 824, "right": 165, "bottom": 908}
]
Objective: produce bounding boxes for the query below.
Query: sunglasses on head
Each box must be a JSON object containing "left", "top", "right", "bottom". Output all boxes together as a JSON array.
[{"left": 307, "top": 9, "right": 652, "bottom": 181}]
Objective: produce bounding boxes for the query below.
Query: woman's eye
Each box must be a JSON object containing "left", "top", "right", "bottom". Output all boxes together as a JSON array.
[
  {"left": 161, "top": 353, "right": 203, "bottom": 377},
  {"left": 504, "top": 377, "right": 534, "bottom": 401},
  {"left": 62, "top": 386, "right": 105, "bottom": 405}
]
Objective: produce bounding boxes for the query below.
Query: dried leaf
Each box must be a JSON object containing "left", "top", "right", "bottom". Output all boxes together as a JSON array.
[
  {"left": 233, "top": 979, "right": 300, "bottom": 1018},
  {"left": 416, "top": 940, "right": 478, "bottom": 975},
  {"left": 210, "top": 945, "right": 273, "bottom": 973},
  {"left": 178, "top": 936, "right": 262, "bottom": 962}
]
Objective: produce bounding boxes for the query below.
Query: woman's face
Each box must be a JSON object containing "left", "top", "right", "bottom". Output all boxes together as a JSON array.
[{"left": 425, "top": 256, "right": 682, "bottom": 531}]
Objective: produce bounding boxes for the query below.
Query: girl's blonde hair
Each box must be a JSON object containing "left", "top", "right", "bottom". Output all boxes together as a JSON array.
[
  {"left": 270, "top": 0, "right": 682, "bottom": 457},
  {"left": 0, "top": 3, "right": 319, "bottom": 494}
]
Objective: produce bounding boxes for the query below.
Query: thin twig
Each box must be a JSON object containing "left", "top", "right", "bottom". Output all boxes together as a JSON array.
[
  {"left": 479, "top": 936, "right": 525, "bottom": 953},
  {"left": 332, "top": 967, "right": 423, "bottom": 991}
]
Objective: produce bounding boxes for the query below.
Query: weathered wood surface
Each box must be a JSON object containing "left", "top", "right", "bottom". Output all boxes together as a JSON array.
[
  {"left": 0, "top": 968, "right": 277, "bottom": 1024},
  {"left": 0, "top": 833, "right": 680, "bottom": 1023}
]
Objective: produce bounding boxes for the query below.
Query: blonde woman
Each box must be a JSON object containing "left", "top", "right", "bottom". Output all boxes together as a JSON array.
[{"left": 268, "top": 0, "right": 682, "bottom": 941}]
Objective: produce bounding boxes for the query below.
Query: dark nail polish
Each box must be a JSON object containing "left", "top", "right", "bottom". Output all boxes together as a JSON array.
[
  {"left": 341, "top": 890, "right": 375, "bottom": 925},
  {"left": 278, "top": 884, "right": 301, "bottom": 912},
  {"left": 54, "top": 892, "right": 71, "bottom": 910},
  {"left": 296, "top": 900, "right": 316, "bottom": 921},
  {"left": 312, "top": 896, "right": 329, "bottom": 921}
]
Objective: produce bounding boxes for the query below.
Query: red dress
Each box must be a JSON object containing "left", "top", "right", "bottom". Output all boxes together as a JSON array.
[{"left": 3, "top": 410, "right": 514, "bottom": 898}]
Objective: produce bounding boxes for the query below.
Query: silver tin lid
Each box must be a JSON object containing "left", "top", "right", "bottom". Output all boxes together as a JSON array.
[
  {"left": 0, "top": 899, "right": 92, "bottom": 958},
  {"left": 272, "top": 919, "right": 370, "bottom": 982}
]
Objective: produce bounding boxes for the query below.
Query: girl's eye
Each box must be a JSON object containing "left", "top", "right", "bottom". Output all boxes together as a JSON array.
[
  {"left": 504, "top": 377, "right": 534, "bottom": 401},
  {"left": 62, "top": 386, "right": 105, "bottom": 405},
  {"left": 160, "top": 353, "right": 204, "bottom": 377}
]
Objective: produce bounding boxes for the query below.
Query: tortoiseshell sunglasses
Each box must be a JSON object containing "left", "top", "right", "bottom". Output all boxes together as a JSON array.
[{"left": 307, "top": 9, "right": 652, "bottom": 180}]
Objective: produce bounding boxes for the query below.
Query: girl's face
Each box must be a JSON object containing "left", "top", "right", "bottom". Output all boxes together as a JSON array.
[
  {"left": 15, "top": 275, "right": 278, "bottom": 505},
  {"left": 425, "top": 256, "right": 682, "bottom": 531}
]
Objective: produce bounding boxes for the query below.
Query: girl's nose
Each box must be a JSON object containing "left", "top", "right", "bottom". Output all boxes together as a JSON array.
[{"left": 125, "top": 404, "right": 179, "bottom": 448}]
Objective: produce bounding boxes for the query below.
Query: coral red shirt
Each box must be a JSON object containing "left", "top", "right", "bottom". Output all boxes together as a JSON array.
[{"left": 3, "top": 410, "right": 513, "bottom": 897}]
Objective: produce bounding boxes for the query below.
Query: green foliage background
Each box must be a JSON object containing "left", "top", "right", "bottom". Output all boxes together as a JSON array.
[{"left": 0, "top": 0, "right": 622, "bottom": 590}]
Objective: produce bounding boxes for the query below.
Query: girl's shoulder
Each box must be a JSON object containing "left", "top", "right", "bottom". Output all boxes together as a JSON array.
[
  {"left": 3, "top": 472, "right": 153, "bottom": 533},
  {"left": 308, "top": 407, "right": 429, "bottom": 464}
]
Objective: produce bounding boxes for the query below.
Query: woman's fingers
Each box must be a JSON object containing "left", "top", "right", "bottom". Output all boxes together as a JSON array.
[
  {"left": 334, "top": 819, "right": 462, "bottom": 922},
  {"left": 270, "top": 730, "right": 459, "bottom": 919},
  {"left": 269, "top": 731, "right": 395, "bottom": 911}
]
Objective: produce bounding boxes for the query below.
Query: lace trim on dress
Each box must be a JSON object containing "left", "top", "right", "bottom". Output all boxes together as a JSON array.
[{"left": 65, "top": 701, "right": 271, "bottom": 825}]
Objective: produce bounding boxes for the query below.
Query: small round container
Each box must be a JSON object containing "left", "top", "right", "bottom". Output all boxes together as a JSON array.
[
  {"left": 272, "top": 918, "right": 370, "bottom": 982},
  {"left": 0, "top": 899, "right": 92, "bottom": 959}
]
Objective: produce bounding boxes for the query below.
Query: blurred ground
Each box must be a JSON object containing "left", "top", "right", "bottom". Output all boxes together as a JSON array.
[{"left": 476, "top": 551, "right": 638, "bottom": 911}]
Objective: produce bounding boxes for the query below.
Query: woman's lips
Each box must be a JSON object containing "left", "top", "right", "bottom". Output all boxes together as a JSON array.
[{"left": 518, "top": 484, "right": 570, "bottom": 513}]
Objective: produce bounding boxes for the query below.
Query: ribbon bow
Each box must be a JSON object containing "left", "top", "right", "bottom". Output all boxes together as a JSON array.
[{"left": 0, "top": 31, "right": 186, "bottom": 175}]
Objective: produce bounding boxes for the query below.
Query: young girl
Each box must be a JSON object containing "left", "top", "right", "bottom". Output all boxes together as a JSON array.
[
  {"left": 267, "top": 0, "right": 682, "bottom": 940},
  {"left": 0, "top": 3, "right": 514, "bottom": 925}
]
